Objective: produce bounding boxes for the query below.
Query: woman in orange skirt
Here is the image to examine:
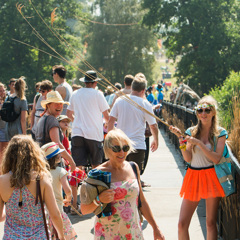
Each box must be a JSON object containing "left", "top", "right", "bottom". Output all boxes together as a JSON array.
[{"left": 170, "top": 95, "right": 227, "bottom": 240}]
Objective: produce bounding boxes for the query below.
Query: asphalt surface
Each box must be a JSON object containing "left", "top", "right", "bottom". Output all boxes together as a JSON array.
[{"left": 0, "top": 128, "right": 206, "bottom": 239}]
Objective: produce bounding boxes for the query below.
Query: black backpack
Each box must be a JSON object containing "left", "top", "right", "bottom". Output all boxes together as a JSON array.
[{"left": 0, "top": 96, "right": 20, "bottom": 122}]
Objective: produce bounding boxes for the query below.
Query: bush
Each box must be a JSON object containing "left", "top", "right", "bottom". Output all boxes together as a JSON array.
[{"left": 209, "top": 71, "right": 240, "bottom": 130}]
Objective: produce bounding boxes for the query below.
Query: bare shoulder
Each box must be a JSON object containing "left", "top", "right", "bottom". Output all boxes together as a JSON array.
[
  {"left": 96, "top": 161, "right": 111, "bottom": 172},
  {"left": 0, "top": 173, "right": 11, "bottom": 192}
]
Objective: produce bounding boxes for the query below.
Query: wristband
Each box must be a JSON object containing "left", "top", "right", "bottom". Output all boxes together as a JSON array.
[
  {"left": 96, "top": 195, "right": 101, "bottom": 204},
  {"left": 179, "top": 139, "right": 187, "bottom": 144},
  {"left": 93, "top": 199, "right": 100, "bottom": 206},
  {"left": 179, "top": 144, "right": 186, "bottom": 151}
]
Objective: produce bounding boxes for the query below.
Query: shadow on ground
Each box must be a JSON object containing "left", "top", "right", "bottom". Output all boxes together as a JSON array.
[{"left": 159, "top": 127, "right": 207, "bottom": 239}]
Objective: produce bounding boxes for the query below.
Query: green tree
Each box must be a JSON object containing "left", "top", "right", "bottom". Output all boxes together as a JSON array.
[
  {"left": 142, "top": 0, "right": 240, "bottom": 95},
  {"left": 0, "top": 0, "right": 84, "bottom": 101},
  {"left": 79, "top": 0, "right": 157, "bottom": 88},
  {"left": 209, "top": 71, "right": 240, "bottom": 130}
]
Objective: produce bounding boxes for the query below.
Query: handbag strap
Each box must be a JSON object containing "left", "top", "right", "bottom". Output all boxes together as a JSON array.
[
  {"left": 35, "top": 175, "right": 50, "bottom": 240},
  {"left": 129, "top": 161, "right": 142, "bottom": 208}
]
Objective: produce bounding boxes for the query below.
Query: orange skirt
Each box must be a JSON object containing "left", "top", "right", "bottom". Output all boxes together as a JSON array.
[{"left": 180, "top": 166, "right": 225, "bottom": 201}]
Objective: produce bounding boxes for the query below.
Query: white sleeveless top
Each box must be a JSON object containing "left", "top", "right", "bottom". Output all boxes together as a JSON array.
[{"left": 191, "top": 143, "right": 214, "bottom": 168}]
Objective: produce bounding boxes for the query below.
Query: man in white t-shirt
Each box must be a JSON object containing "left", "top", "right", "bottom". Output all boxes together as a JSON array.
[
  {"left": 108, "top": 75, "right": 158, "bottom": 174},
  {"left": 67, "top": 70, "right": 109, "bottom": 169}
]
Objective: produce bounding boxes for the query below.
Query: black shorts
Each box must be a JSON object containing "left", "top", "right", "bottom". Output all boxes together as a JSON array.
[
  {"left": 71, "top": 136, "right": 104, "bottom": 167},
  {"left": 126, "top": 149, "right": 145, "bottom": 174}
]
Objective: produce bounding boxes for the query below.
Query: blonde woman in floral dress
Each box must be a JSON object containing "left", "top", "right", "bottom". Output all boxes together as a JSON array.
[{"left": 81, "top": 129, "right": 165, "bottom": 240}]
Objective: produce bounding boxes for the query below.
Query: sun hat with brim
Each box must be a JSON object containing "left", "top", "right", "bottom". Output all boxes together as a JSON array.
[
  {"left": 57, "top": 115, "right": 71, "bottom": 122},
  {"left": 80, "top": 70, "right": 102, "bottom": 83},
  {"left": 41, "top": 91, "right": 69, "bottom": 109},
  {"left": 80, "top": 177, "right": 109, "bottom": 216},
  {"left": 41, "top": 142, "right": 65, "bottom": 160}
]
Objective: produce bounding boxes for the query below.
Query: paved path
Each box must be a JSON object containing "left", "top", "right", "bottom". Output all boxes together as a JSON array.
[{"left": 0, "top": 128, "right": 206, "bottom": 239}]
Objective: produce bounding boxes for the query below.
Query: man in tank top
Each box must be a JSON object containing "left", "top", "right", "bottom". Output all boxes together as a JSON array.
[{"left": 52, "top": 65, "right": 73, "bottom": 115}]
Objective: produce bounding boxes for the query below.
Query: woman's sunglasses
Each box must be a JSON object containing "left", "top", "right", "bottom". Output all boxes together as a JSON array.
[
  {"left": 197, "top": 108, "right": 212, "bottom": 114},
  {"left": 111, "top": 145, "right": 130, "bottom": 153},
  {"left": 40, "top": 89, "right": 46, "bottom": 93}
]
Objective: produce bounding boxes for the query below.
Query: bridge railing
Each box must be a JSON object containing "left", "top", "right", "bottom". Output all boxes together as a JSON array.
[{"left": 160, "top": 100, "right": 240, "bottom": 240}]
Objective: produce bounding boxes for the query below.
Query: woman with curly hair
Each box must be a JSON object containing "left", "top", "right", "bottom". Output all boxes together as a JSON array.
[
  {"left": 0, "top": 135, "right": 65, "bottom": 239},
  {"left": 0, "top": 83, "right": 8, "bottom": 166},
  {"left": 5, "top": 77, "right": 28, "bottom": 141},
  {"left": 170, "top": 95, "right": 227, "bottom": 240}
]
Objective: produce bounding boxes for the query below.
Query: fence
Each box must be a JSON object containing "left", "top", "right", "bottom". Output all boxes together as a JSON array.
[{"left": 160, "top": 100, "right": 240, "bottom": 240}]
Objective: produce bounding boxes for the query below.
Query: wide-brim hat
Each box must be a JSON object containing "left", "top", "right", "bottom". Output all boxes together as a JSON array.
[
  {"left": 80, "top": 177, "right": 109, "bottom": 216},
  {"left": 80, "top": 70, "right": 102, "bottom": 83},
  {"left": 57, "top": 115, "right": 71, "bottom": 122},
  {"left": 41, "top": 91, "right": 69, "bottom": 109},
  {"left": 41, "top": 142, "right": 65, "bottom": 160}
]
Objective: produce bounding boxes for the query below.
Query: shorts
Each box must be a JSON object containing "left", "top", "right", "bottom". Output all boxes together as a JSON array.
[
  {"left": 71, "top": 136, "right": 104, "bottom": 167},
  {"left": 0, "top": 128, "right": 7, "bottom": 142},
  {"left": 180, "top": 165, "right": 225, "bottom": 201},
  {"left": 126, "top": 149, "right": 145, "bottom": 173}
]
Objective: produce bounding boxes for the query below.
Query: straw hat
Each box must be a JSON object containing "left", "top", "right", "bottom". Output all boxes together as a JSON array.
[
  {"left": 41, "top": 142, "right": 65, "bottom": 160},
  {"left": 80, "top": 70, "right": 102, "bottom": 83},
  {"left": 57, "top": 115, "right": 71, "bottom": 122},
  {"left": 41, "top": 91, "right": 69, "bottom": 109}
]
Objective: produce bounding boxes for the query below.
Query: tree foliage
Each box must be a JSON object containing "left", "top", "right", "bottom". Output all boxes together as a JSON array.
[
  {"left": 79, "top": 0, "right": 157, "bottom": 87},
  {"left": 0, "top": 0, "right": 84, "bottom": 101},
  {"left": 209, "top": 71, "right": 240, "bottom": 130},
  {"left": 142, "top": 0, "right": 240, "bottom": 95}
]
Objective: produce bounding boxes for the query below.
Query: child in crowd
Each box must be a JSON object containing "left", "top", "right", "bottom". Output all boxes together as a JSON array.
[
  {"left": 41, "top": 142, "right": 77, "bottom": 240},
  {"left": 57, "top": 115, "right": 86, "bottom": 215}
]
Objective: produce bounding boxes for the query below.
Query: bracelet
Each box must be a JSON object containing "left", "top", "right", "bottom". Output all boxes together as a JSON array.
[
  {"left": 93, "top": 199, "right": 100, "bottom": 206},
  {"left": 179, "top": 139, "right": 187, "bottom": 144},
  {"left": 96, "top": 195, "right": 101, "bottom": 204}
]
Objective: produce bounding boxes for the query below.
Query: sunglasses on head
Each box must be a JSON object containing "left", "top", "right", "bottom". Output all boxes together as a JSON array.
[
  {"left": 197, "top": 108, "right": 212, "bottom": 114},
  {"left": 111, "top": 145, "right": 130, "bottom": 153}
]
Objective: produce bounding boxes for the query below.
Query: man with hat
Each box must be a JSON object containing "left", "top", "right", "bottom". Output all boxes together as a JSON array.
[{"left": 67, "top": 70, "right": 109, "bottom": 171}]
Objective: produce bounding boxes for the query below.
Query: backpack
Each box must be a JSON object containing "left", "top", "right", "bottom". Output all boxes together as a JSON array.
[{"left": 0, "top": 96, "right": 20, "bottom": 122}]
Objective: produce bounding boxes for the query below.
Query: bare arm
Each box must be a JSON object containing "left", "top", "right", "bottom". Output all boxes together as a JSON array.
[
  {"left": 49, "top": 127, "right": 76, "bottom": 171},
  {"left": 30, "top": 96, "right": 37, "bottom": 129},
  {"left": 66, "top": 109, "right": 74, "bottom": 122},
  {"left": 0, "top": 194, "right": 6, "bottom": 222},
  {"left": 135, "top": 163, "right": 165, "bottom": 240},
  {"left": 81, "top": 189, "right": 114, "bottom": 215},
  {"left": 56, "top": 85, "right": 66, "bottom": 100},
  {"left": 60, "top": 175, "right": 72, "bottom": 206},
  {"left": 102, "top": 109, "right": 109, "bottom": 123},
  {"left": 187, "top": 135, "right": 226, "bottom": 164},
  {"left": 107, "top": 116, "right": 117, "bottom": 132},
  {"left": 149, "top": 123, "right": 159, "bottom": 152},
  {"left": 20, "top": 110, "right": 27, "bottom": 135},
  {"left": 169, "top": 126, "right": 192, "bottom": 162},
  {"left": 42, "top": 175, "right": 65, "bottom": 240}
]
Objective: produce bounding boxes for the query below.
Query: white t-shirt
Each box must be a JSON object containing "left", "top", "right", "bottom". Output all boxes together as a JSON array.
[
  {"left": 68, "top": 88, "right": 109, "bottom": 141},
  {"left": 110, "top": 95, "right": 156, "bottom": 149}
]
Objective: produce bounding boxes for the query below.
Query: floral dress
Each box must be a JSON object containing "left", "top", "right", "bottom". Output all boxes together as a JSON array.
[
  {"left": 3, "top": 186, "right": 47, "bottom": 240},
  {"left": 94, "top": 179, "right": 144, "bottom": 240}
]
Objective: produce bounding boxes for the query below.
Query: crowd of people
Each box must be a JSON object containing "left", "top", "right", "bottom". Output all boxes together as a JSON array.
[{"left": 0, "top": 64, "right": 229, "bottom": 240}]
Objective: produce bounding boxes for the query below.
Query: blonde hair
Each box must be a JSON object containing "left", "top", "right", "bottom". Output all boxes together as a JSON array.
[
  {"left": 0, "top": 83, "right": 6, "bottom": 102},
  {"left": 192, "top": 95, "right": 219, "bottom": 148},
  {"left": 15, "top": 77, "right": 26, "bottom": 100},
  {"left": 104, "top": 128, "right": 135, "bottom": 159},
  {"left": 1, "top": 135, "right": 51, "bottom": 188}
]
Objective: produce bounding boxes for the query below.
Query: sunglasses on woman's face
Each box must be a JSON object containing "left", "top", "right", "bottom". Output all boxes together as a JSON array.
[
  {"left": 40, "top": 89, "right": 46, "bottom": 93},
  {"left": 111, "top": 145, "right": 130, "bottom": 153},
  {"left": 197, "top": 108, "right": 212, "bottom": 114}
]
